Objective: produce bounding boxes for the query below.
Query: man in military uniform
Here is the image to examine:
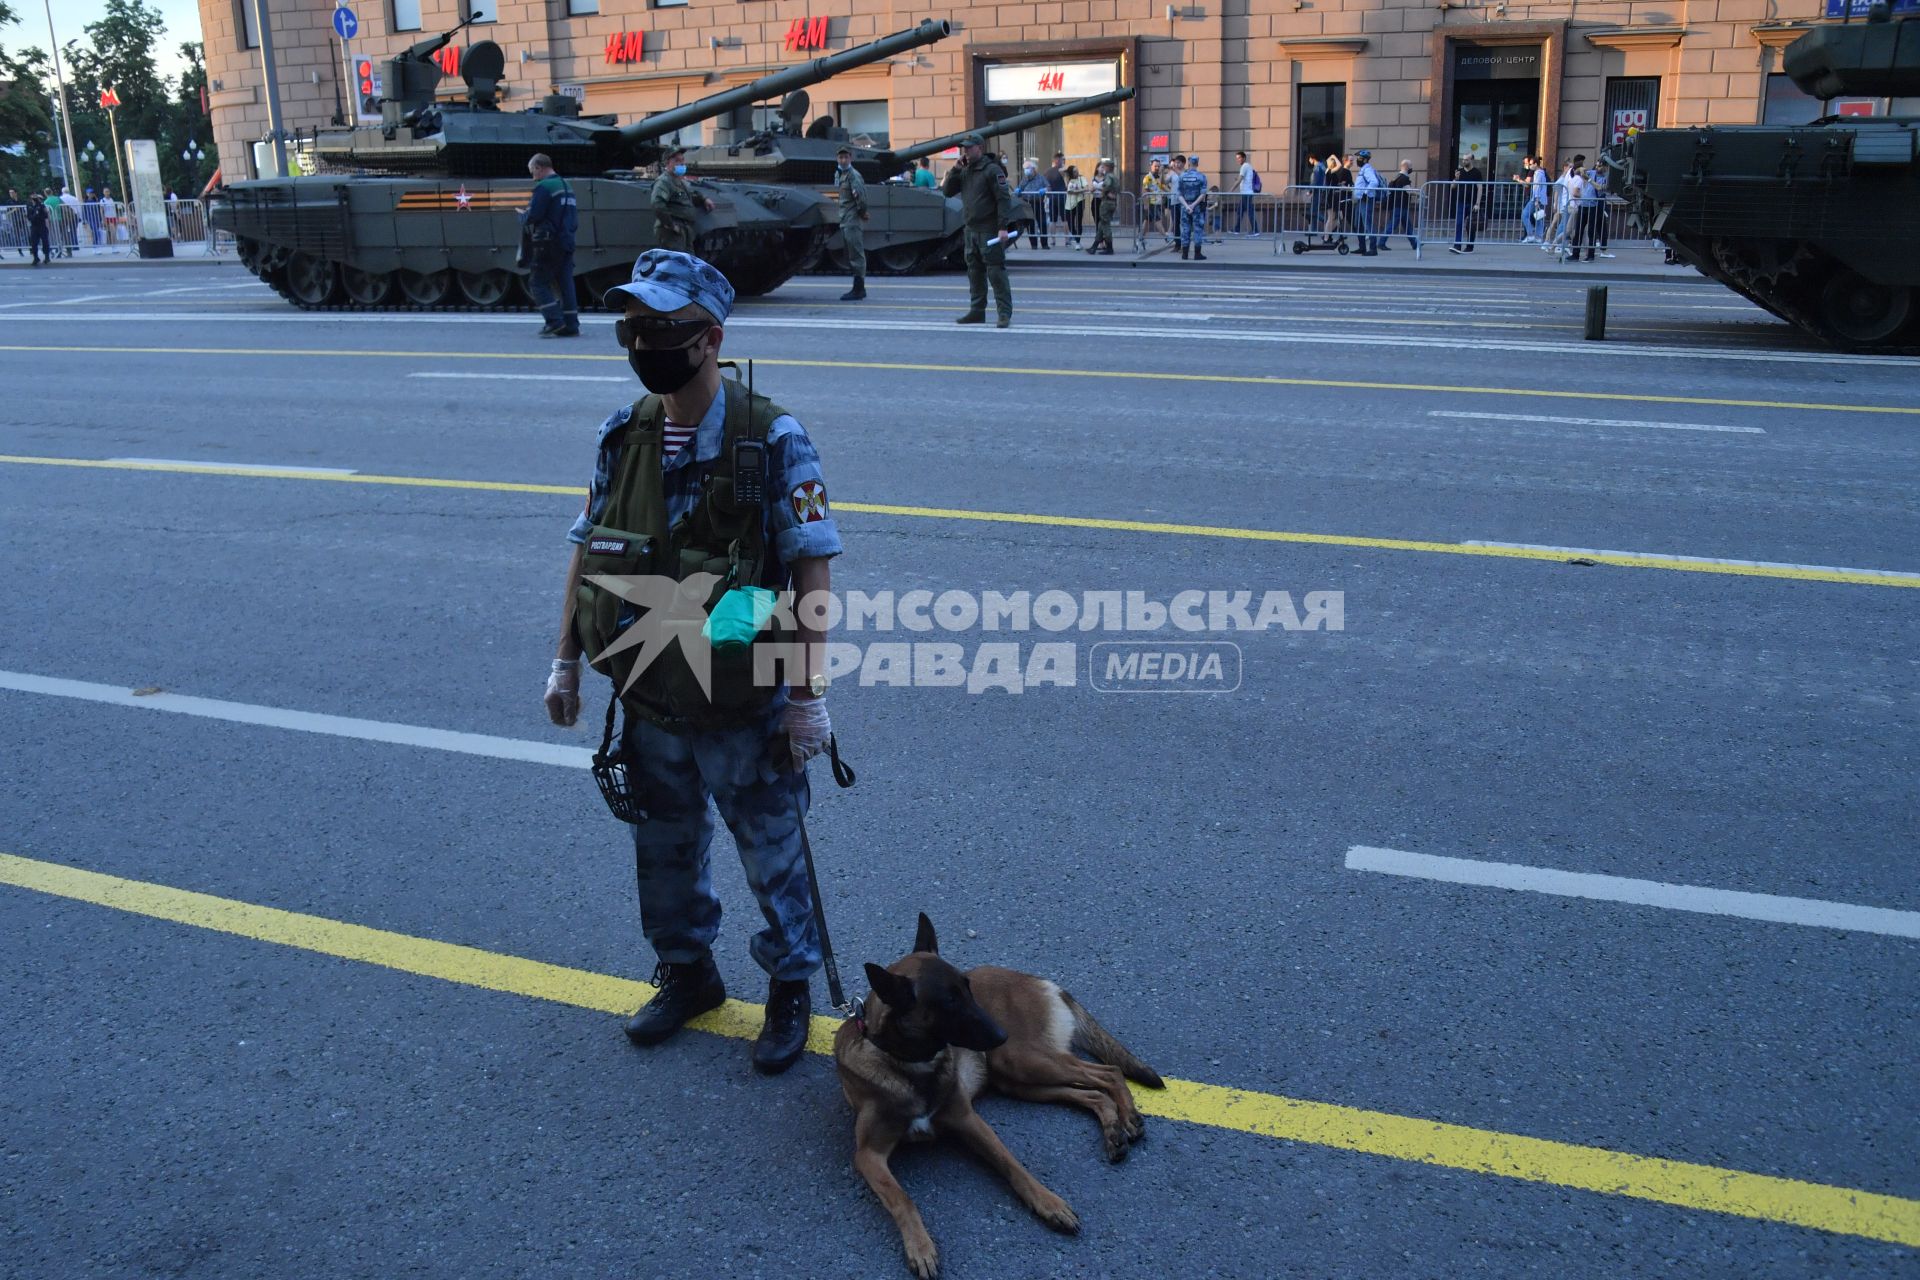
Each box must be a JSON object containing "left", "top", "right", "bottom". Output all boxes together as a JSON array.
[
  {"left": 1086, "top": 160, "right": 1117, "bottom": 255},
  {"left": 651, "top": 146, "right": 712, "bottom": 254},
  {"left": 940, "top": 133, "right": 1023, "bottom": 328},
  {"left": 521, "top": 153, "right": 579, "bottom": 336},
  {"left": 543, "top": 250, "right": 842, "bottom": 1076},
  {"left": 834, "top": 145, "right": 869, "bottom": 302}
]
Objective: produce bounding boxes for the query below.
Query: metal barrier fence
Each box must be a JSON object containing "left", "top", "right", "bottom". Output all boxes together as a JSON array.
[{"left": 0, "top": 199, "right": 233, "bottom": 260}]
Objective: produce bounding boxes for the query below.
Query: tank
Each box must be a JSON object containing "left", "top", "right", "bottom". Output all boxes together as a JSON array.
[
  {"left": 1612, "top": 7, "right": 1920, "bottom": 349},
  {"left": 211, "top": 19, "right": 953, "bottom": 309},
  {"left": 688, "top": 86, "right": 1136, "bottom": 275}
]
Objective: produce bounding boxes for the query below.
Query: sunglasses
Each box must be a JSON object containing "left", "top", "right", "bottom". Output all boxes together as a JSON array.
[{"left": 614, "top": 316, "right": 711, "bottom": 350}]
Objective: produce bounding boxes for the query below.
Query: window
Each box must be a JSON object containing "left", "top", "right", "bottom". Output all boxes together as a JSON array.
[
  {"left": 237, "top": 0, "right": 258, "bottom": 48},
  {"left": 1296, "top": 83, "right": 1345, "bottom": 183},
  {"left": 838, "top": 100, "right": 889, "bottom": 149},
  {"left": 1763, "top": 73, "right": 1823, "bottom": 125},
  {"left": 391, "top": 0, "right": 421, "bottom": 32},
  {"left": 459, "top": 0, "right": 493, "bottom": 22},
  {"left": 652, "top": 0, "right": 689, "bottom": 8},
  {"left": 1602, "top": 76, "right": 1658, "bottom": 150},
  {"left": 566, "top": 0, "right": 599, "bottom": 13}
]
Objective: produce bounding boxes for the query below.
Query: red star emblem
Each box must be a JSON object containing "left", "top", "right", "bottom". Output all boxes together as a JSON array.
[{"left": 454, "top": 185, "right": 472, "bottom": 209}]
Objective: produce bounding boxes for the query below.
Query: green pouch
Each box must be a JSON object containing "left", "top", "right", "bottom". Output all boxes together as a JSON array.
[{"left": 703, "top": 585, "right": 778, "bottom": 652}]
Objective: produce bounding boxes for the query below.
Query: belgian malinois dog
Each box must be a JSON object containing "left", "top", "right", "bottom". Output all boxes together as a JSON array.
[{"left": 833, "top": 914, "right": 1165, "bottom": 1278}]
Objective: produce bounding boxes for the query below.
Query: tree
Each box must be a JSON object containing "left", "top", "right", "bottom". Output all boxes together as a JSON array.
[
  {"left": 168, "top": 41, "right": 215, "bottom": 196},
  {"left": 0, "top": 2, "right": 58, "bottom": 192}
]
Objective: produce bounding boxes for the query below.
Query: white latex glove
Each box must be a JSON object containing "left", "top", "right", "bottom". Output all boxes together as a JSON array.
[
  {"left": 545, "top": 658, "right": 581, "bottom": 727},
  {"left": 781, "top": 696, "right": 831, "bottom": 770}
]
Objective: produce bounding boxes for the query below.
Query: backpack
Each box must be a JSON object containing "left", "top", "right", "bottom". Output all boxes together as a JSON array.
[{"left": 1251, "top": 169, "right": 1262, "bottom": 194}]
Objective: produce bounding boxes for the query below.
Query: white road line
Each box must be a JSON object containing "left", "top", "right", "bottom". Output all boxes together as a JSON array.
[
  {"left": 1461, "top": 540, "right": 1915, "bottom": 579},
  {"left": 0, "top": 671, "right": 592, "bottom": 769},
  {"left": 1427, "top": 410, "right": 1765, "bottom": 435},
  {"left": 107, "top": 457, "right": 359, "bottom": 475},
  {"left": 407, "top": 371, "right": 626, "bottom": 383},
  {"left": 1345, "top": 846, "right": 1920, "bottom": 939},
  {"left": 1, "top": 311, "right": 1895, "bottom": 367}
]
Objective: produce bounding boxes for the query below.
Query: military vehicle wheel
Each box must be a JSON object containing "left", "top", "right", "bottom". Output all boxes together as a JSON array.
[
  {"left": 582, "top": 268, "right": 627, "bottom": 311},
  {"left": 396, "top": 268, "right": 453, "bottom": 307},
  {"left": 456, "top": 269, "right": 514, "bottom": 307},
  {"left": 340, "top": 266, "right": 394, "bottom": 307},
  {"left": 285, "top": 252, "right": 341, "bottom": 306},
  {"left": 876, "top": 244, "right": 923, "bottom": 274},
  {"left": 1818, "top": 271, "right": 1912, "bottom": 347}
]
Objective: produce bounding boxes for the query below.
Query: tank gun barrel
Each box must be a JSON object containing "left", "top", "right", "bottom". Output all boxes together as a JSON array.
[
  {"left": 620, "top": 19, "right": 952, "bottom": 145},
  {"left": 399, "top": 10, "right": 486, "bottom": 64},
  {"left": 887, "top": 87, "right": 1136, "bottom": 165}
]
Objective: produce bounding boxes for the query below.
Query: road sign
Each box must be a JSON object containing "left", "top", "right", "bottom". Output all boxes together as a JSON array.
[
  {"left": 332, "top": 6, "right": 358, "bottom": 39},
  {"left": 1825, "top": 0, "right": 1917, "bottom": 14}
]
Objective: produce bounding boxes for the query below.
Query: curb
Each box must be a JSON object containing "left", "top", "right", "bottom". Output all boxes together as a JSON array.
[
  {"left": 1017, "top": 243, "right": 1704, "bottom": 286},
  {"left": 0, "top": 255, "right": 238, "bottom": 270}
]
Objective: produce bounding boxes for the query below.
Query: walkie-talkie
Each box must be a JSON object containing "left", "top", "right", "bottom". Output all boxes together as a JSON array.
[{"left": 733, "top": 437, "right": 765, "bottom": 506}]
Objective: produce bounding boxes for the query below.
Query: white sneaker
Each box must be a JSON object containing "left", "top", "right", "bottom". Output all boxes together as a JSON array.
[
  {"left": 1522, "top": 235, "right": 1540, "bottom": 244},
  {"left": 1598, "top": 250, "right": 1615, "bottom": 258}
]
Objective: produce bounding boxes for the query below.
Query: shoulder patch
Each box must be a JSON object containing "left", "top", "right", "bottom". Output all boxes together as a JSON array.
[{"left": 791, "top": 480, "right": 827, "bottom": 523}]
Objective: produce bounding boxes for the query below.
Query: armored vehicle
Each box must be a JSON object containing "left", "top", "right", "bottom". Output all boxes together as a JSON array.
[
  {"left": 688, "top": 87, "right": 1136, "bottom": 274},
  {"left": 213, "top": 19, "right": 952, "bottom": 309},
  {"left": 1613, "top": 7, "right": 1919, "bottom": 349}
]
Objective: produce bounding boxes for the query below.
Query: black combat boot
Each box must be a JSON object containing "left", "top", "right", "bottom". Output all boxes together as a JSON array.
[
  {"left": 752, "top": 977, "right": 812, "bottom": 1075},
  {"left": 624, "top": 957, "right": 726, "bottom": 1046},
  {"left": 956, "top": 312, "right": 986, "bottom": 324},
  {"left": 1192, "top": 247, "right": 1206, "bottom": 261},
  {"left": 839, "top": 278, "right": 866, "bottom": 301},
  {"left": 1180, "top": 244, "right": 1190, "bottom": 260}
]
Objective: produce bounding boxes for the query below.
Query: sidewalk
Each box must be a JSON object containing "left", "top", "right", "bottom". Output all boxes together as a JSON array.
[
  {"left": 0, "top": 241, "right": 235, "bottom": 269},
  {"left": 1014, "top": 230, "right": 1702, "bottom": 285}
]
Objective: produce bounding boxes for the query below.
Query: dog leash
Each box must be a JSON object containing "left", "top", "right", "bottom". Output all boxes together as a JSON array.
[{"left": 791, "top": 732, "right": 857, "bottom": 1014}]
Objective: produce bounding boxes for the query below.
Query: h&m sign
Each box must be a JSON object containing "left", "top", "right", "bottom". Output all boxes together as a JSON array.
[
  {"left": 605, "top": 31, "right": 646, "bottom": 63},
  {"left": 784, "top": 17, "right": 829, "bottom": 51}
]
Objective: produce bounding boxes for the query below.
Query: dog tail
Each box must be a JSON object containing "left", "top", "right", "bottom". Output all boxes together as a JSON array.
[{"left": 1062, "top": 991, "right": 1165, "bottom": 1089}]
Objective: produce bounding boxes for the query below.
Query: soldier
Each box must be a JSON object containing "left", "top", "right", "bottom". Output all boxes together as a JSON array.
[
  {"left": 940, "top": 132, "right": 1023, "bottom": 328},
  {"left": 651, "top": 145, "right": 712, "bottom": 253},
  {"left": 544, "top": 250, "right": 842, "bottom": 1076},
  {"left": 521, "top": 152, "right": 579, "bottom": 337},
  {"left": 834, "top": 145, "right": 869, "bottom": 302},
  {"left": 1086, "top": 160, "right": 1117, "bottom": 255}
]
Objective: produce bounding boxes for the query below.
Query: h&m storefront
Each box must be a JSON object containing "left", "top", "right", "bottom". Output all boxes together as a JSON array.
[{"left": 967, "top": 42, "right": 1137, "bottom": 181}]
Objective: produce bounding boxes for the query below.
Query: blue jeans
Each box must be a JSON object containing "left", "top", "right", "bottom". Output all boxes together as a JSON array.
[
  {"left": 1354, "top": 199, "right": 1376, "bottom": 251},
  {"left": 526, "top": 246, "right": 577, "bottom": 325},
  {"left": 621, "top": 705, "right": 821, "bottom": 981},
  {"left": 1386, "top": 199, "right": 1417, "bottom": 246},
  {"left": 1453, "top": 198, "right": 1476, "bottom": 249},
  {"left": 1233, "top": 193, "right": 1256, "bottom": 232}
]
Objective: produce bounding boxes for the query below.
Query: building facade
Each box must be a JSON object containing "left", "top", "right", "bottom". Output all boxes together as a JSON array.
[{"left": 198, "top": 0, "right": 1878, "bottom": 189}]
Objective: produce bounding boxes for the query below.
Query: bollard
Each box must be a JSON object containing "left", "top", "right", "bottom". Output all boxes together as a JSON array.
[{"left": 1584, "top": 284, "right": 1608, "bottom": 341}]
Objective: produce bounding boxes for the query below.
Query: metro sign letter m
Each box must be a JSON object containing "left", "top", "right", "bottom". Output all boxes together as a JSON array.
[{"left": 784, "top": 16, "right": 829, "bottom": 51}]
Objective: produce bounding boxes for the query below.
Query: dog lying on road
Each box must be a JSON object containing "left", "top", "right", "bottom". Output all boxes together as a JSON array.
[{"left": 833, "top": 914, "right": 1165, "bottom": 1278}]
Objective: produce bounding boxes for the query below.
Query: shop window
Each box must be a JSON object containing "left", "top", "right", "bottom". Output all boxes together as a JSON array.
[
  {"left": 1296, "top": 83, "right": 1346, "bottom": 183},
  {"left": 391, "top": 0, "right": 421, "bottom": 32},
  {"left": 567, "top": 0, "right": 599, "bottom": 13},
  {"left": 1603, "top": 76, "right": 1659, "bottom": 149},
  {"left": 1763, "top": 73, "right": 1823, "bottom": 125},
  {"left": 838, "top": 100, "right": 889, "bottom": 149},
  {"left": 237, "top": 0, "right": 259, "bottom": 48}
]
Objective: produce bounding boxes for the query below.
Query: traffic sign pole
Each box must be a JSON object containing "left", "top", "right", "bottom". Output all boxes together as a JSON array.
[{"left": 251, "top": 0, "right": 289, "bottom": 177}]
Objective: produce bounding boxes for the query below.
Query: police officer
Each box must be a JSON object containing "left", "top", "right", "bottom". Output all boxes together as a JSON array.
[
  {"left": 1350, "top": 148, "right": 1383, "bottom": 256},
  {"left": 521, "top": 152, "right": 580, "bottom": 337},
  {"left": 544, "top": 250, "right": 842, "bottom": 1076},
  {"left": 25, "top": 194, "right": 52, "bottom": 266},
  {"left": 834, "top": 145, "right": 869, "bottom": 302},
  {"left": 1086, "top": 160, "right": 1117, "bottom": 255},
  {"left": 1172, "top": 154, "right": 1209, "bottom": 260},
  {"left": 651, "top": 146, "right": 712, "bottom": 253},
  {"left": 941, "top": 133, "right": 1023, "bottom": 328}
]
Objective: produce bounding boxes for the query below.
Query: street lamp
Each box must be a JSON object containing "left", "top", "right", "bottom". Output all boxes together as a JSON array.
[{"left": 80, "top": 140, "right": 105, "bottom": 187}]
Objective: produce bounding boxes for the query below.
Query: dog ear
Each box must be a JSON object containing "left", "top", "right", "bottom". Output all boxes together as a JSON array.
[
  {"left": 914, "top": 913, "right": 938, "bottom": 955},
  {"left": 864, "top": 962, "right": 915, "bottom": 1011}
]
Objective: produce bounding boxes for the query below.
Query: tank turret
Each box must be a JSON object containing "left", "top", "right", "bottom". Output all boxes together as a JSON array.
[
  {"left": 1783, "top": 6, "right": 1920, "bottom": 100},
  {"left": 312, "top": 18, "right": 952, "bottom": 179}
]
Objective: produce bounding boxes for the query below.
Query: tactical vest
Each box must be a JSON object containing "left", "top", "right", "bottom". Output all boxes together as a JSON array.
[{"left": 573, "top": 377, "right": 793, "bottom": 732}]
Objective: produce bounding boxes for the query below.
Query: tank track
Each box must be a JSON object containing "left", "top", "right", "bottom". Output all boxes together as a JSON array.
[{"left": 1663, "top": 230, "right": 1920, "bottom": 355}]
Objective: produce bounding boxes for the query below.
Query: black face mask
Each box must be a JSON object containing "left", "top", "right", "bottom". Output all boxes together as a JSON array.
[{"left": 626, "top": 338, "right": 705, "bottom": 395}]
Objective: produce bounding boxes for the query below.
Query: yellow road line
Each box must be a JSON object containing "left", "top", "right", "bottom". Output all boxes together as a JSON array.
[
  {"left": 1, "top": 848, "right": 1913, "bottom": 1248},
  {"left": 0, "top": 344, "right": 1914, "bottom": 415},
  {"left": 3, "top": 453, "right": 1916, "bottom": 589}
]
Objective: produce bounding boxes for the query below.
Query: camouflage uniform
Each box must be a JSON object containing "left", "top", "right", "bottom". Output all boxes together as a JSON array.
[
  {"left": 569, "top": 379, "right": 843, "bottom": 981},
  {"left": 941, "top": 146, "right": 1024, "bottom": 324},
  {"left": 651, "top": 169, "right": 702, "bottom": 252},
  {"left": 835, "top": 163, "right": 868, "bottom": 282}
]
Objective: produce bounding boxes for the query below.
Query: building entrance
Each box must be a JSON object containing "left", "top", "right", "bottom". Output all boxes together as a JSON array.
[{"left": 1450, "top": 44, "right": 1540, "bottom": 180}]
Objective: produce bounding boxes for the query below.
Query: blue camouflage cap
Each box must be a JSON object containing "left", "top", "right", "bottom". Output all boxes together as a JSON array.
[{"left": 604, "top": 249, "right": 735, "bottom": 323}]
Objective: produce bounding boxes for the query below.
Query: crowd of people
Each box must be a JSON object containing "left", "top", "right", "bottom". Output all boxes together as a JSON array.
[{"left": 2, "top": 184, "right": 213, "bottom": 265}]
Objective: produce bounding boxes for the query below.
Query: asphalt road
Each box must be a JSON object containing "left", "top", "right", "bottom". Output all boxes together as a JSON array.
[{"left": 0, "top": 257, "right": 1915, "bottom": 1279}]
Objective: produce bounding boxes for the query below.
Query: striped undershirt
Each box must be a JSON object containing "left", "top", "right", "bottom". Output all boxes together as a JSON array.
[{"left": 662, "top": 421, "right": 697, "bottom": 464}]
